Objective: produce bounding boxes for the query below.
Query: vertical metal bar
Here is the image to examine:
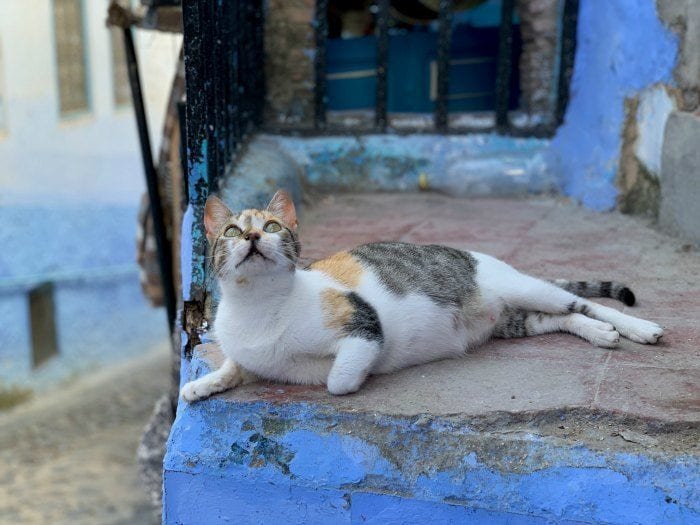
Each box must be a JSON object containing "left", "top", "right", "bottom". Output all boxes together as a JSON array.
[
  {"left": 219, "top": 0, "right": 232, "bottom": 162},
  {"left": 237, "top": 0, "right": 246, "bottom": 133},
  {"left": 123, "top": 27, "right": 176, "bottom": 333},
  {"left": 495, "top": 0, "right": 515, "bottom": 130},
  {"left": 435, "top": 0, "right": 453, "bottom": 132},
  {"left": 177, "top": 98, "right": 189, "bottom": 208},
  {"left": 555, "top": 0, "right": 579, "bottom": 126},
  {"left": 205, "top": 0, "right": 219, "bottom": 191},
  {"left": 222, "top": 0, "right": 232, "bottom": 155},
  {"left": 213, "top": 0, "right": 227, "bottom": 179},
  {"left": 314, "top": 0, "right": 329, "bottom": 130},
  {"left": 29, "top": 282, "right": 59, "bottom": 368},
  {"left": 253, "top": 0, "right": 265, "bottom": 126},
  {"left": 238, "top": 0, "right": 250, "bottom": 135},
  {"left": 182, "top": 0, "right": 211, "bottom": 307},
  {"left": 375, "top": 0, "right": 390, "bottom": 132},
  {"left": 230, "top": 0, "right": 241, "bottom": 146},
  {"left": 245, "top": 0, "right": 255, "bottom": 131}
]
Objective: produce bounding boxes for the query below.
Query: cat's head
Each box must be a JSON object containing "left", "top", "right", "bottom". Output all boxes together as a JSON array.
[{"left": 204, "top": 190, "right": 300, "bottom": 281}]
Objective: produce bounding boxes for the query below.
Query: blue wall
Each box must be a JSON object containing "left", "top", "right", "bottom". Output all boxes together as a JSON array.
[
  {"left": 548, "top": 0, "right": 677, "bottom": 210},
  {"left": 0, "top": 204, "right": 168, "bottom": 388},
  {"left": 165, "top": 370, "right": 700, "bottom": 525}
]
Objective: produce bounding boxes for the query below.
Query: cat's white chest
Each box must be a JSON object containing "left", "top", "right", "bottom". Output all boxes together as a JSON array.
[{"left": 213, "top": 275, "right": 335, "bottom": 384}]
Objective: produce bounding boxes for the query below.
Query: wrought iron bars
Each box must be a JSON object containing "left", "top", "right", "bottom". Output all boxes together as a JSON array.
[
  {"left": 182, "top": 0, "right": 265, "bottom": 308},
  {"left": 494, "top": 0, "right": 515, "bottom": 130},
  {"left": 374, "top": 0, "right": 390, "bottom": 131},
  {"left": 310, "top": 0, "right": 578, "bottom": 135},
  {"left": 314, "top": 0, "right": 329, "bottom": 130},
  {"left": 555, "top": 0, "right": 579, "bottom": 126},
  {"left": 435, "top": 0, "right": 454, "bottom": 132}
]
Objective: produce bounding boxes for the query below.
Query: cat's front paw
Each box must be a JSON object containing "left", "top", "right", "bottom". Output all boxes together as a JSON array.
[
  {"left": 327, "top": 375, "right": 365, "bottom": 396},
  {"left": 180, "top": 376, "right": 226, "bottom": 403}
]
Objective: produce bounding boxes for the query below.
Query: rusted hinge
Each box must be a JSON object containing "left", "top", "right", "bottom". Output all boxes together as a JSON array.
[{"left": 182, "top": 299, "right": 208, "bottom": 358}]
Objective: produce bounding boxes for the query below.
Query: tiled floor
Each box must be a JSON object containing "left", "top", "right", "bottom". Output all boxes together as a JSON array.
[{"left": 201, "top": 192, "right": 699, "bottom": 427}]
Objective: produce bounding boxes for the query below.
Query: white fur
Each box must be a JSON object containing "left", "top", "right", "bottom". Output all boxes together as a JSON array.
[{"left": 181, "top": 245, "right": 663, "bottom": 401}]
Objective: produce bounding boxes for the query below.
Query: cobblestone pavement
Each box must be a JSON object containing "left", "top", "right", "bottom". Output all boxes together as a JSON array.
[{"left": 0, "top": 345, "right": 170, "bottom": 525}]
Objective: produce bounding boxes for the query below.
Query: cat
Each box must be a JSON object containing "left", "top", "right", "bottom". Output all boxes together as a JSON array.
[{"left": 180, "top": 190, "right": 664, "bottom": 402}]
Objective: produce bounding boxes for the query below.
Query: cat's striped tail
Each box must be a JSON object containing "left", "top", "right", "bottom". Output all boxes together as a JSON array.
[{"left": 551, "top": 279, "right": 636, "bottom": 306}]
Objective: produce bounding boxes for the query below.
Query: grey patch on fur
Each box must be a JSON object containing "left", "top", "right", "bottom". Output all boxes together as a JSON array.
[
  {"left": 210, "top": 236, "right": 227, "bottom": 275},
  {"left": 566, "top": 300, "right": 590, "bottom": 315},
  {"left": 344, "top": 292, "right": 384, "bottom": 343},
  {"left": 350, "top": 243, "right": 479, "bottom": 311},
  {"left": 552, "top": 279, "right": 636, "bottom": 306},
  {"left": 493, "top": 306, "right": 529, "bottom": 338},
  {"left": 281, "top": 227, "right": 301, "bottom": 262}
]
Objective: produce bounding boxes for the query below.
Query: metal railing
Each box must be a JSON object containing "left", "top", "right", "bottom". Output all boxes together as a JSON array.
[
  {"left": 181, "top": 0, "right": 265, "bottom": 349},
  {"left": 310, "top": 0, "right": 579, "bottom": 136}
]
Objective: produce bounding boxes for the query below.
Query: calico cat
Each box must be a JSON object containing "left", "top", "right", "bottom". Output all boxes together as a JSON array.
[{"left": 180, "top": 190, "right": 663, "bottom": 401}]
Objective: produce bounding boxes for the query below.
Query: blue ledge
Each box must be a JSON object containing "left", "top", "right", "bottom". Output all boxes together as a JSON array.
[{"left": 164, "top": 345, "right": 700, "bottom": 525}]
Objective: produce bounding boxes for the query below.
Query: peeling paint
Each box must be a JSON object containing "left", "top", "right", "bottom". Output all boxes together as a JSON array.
[
  {"left": 165, "top": 353, "right": 700, "bottom": 525},
  {"left": 272, "top": 133, "right": 553, "bottom": 197},
  {"left": 166, "top": 392, "right": 700, "bottom": 524},
  {"left": 548, "top": 0, "right": 678, "bottom": 210},
  {"left": 635, "top": 84, "right": 676, "bottom": 178}
]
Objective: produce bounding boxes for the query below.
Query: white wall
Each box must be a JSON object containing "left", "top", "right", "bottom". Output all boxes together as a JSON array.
[
  {"left": 0, "top": 0, "right": 182, "bottom": 206},
  {"left": 0, "top": 1, "right": 179, "bottom": 386}
]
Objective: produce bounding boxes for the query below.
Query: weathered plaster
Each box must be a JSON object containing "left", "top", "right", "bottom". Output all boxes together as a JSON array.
[
  {"left": 165, "top": 353, "right": 700, "bottom": 524},
  {"left": 273, "top": 134, "right": 553, "bottom": 197},
  {"left": 618, "top": 97, "right": 662, "bottom": 217},
  {"left": 635, "top": 85, "right": 676, "bottom": 179},
  {"left": 549, "top": 0, "right": 678, "bottom": 211},
  {"left": 657, "top": 0, "right": 700, "bottom": 111}
]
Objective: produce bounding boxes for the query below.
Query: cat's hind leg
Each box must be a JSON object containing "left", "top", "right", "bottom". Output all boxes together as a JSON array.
[
  {"left": 474, "top": 253, "right": 662, "bottom": 344},
  {"left": 494, "top": 307, "right": 620, "bottom": 348},
  {"left": 497, "top": 271, "right": 662, "bottom": 344},
  {"left": 180, "top": 358, "right": 249, "bottom": 402}
]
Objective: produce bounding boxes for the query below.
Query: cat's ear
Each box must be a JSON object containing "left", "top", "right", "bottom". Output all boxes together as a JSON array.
[
  {"left": 266, "top": 190, "right": 297, "bottom": 229},
  {"left": 204, "top": 195, "right": 233, "bottom": 237}
]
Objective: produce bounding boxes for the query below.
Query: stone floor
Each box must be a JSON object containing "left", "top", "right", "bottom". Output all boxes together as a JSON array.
[
  {"left": 220, "top": 192, "right": 699, "bottom": 432},
  {"left": 0, "top": 346, "right": 168, "bottom": 525},
  {"left": 168, "top": 193, "right": 699, "bottom": 524}
]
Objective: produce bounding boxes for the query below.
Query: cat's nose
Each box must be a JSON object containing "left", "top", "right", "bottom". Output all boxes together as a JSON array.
[{"left": 244, "top": 230, "right": 261, "bottom": 242}]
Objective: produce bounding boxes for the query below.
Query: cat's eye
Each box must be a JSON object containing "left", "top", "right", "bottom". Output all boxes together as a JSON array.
[
  {"left": 224, "top": 225, "right": 242, "bottom": 237},
  {"left": 263, "top": 221, "right": 282, "bottom": 233}
]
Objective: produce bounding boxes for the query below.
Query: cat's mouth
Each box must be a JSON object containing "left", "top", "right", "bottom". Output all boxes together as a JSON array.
[{"left": 236, "top": 244, "right": 269, "bottom": 267}]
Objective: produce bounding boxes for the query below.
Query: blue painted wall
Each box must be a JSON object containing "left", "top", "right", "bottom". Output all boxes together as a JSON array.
[
  {"left": 548, "top": 0, "right": 677, "bottom": 210},
  {"left": 0, "top": 205, "right": 168, "bottom": 388},
  {"left": 165, "top": 361, "right": 700, "bottom": 525}
]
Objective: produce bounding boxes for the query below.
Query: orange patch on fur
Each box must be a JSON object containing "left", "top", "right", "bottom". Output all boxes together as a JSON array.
[
  {"left": 320, "top": 289, "right": 354, "bottom": 331},
  {"left": 310, "top": 252, "right": 363, "bottom": 288}
]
